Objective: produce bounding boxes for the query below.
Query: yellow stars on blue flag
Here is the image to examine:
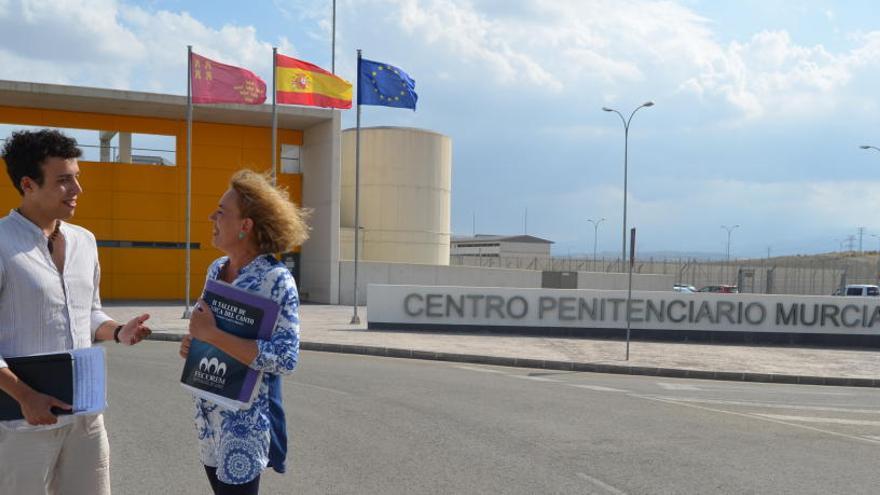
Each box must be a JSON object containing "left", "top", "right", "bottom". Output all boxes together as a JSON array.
[{"left": 357, "top": 57, "right": 417, "bottom": 110}]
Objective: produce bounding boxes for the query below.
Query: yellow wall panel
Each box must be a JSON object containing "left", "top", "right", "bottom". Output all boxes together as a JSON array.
[
  {"left": 79, "top": 164, "right": 116, "bottom": 192},
  {"left": 43, "top": 110, "right": 117, "bottom": 130},
  {"left": 241, "top": 148, "right": 271, "bottom": 170},
  {"left": 119, "top": 116, "right": 181, "bottom": 135},
  {"left": 278, "top": 129, "right": 304, "bottom": 145},
  {"left": 77, "top": 219, "right": 113, "bottom": 239},
  {"left": 111, "top": 220, "right": 181, "bottom": 241},
  {"left": 277, "top": 174, "right": 303, "bottom": 205},
  {"left": 111, "top": 165, "right": 181, "bottom": 194},
  {"left": 191, "top": 199, "right": 221, "bottom": 224},
  {"left": 193, "top": 144, "right": 242, "bottom": 171},
  {"left": 72, "top": 197, "right": 109, "bottom": 219},
  {"left": 1, "top": 107, "right": 303, "bottom": 300},
  {"left": 190, "top": 169, "right": 232, "bottom": 195},
  {"left": 109, "top": 249, "right": 182, "bottom": 275},
  {"left": 240, "top": 126, "right": 271, "bottom": 148},
  {"left": 0, "top": 184, "right": 19, "bottom": 213},
  {"left": 112, "top": 191, "right": 179, "bottom": 220},
  {"left": 109, "top": 274, "right": 182, "bottom": 299},
  {"left": 193, "top": 122, "right": 244, "bottom": 147},
  {"left": 0, "top": 107, "right": 46, "bottom": 125}
]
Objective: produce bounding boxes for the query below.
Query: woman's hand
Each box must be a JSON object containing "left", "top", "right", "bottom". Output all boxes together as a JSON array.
[
  {"left": 188, "top": 299, "right": 218, "bottom": 344},
  {"left": 179, "top": 334, "right": 192, "bottom": 359}
]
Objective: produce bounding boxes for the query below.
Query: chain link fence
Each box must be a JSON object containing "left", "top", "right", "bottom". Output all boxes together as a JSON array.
[{"left": 450, "top": 254, "right": 880, "bottom": 295}]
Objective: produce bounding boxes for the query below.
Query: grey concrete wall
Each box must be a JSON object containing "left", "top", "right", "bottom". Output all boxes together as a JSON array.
[
  {"left": 339, "top": 260, "right": 674, "bottom": 305},
  {"left": 300, "top": 112, "right": 341, "bottom": 303},
  {"left": 339, "top": 261, "right": 540, "bottom": 306},
  {"left": 578, "top": 272, "right": 673, "bottom": 291}
]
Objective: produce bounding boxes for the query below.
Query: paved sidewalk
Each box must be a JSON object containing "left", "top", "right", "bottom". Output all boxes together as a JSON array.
[{"left": 103, "top": 301, "right": 880, "bottom": 387}]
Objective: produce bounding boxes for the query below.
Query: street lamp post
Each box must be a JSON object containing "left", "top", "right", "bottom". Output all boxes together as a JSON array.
[
  {"left": 721, "top": 224, "right": 739, "bottom": 282},
  {"left": 587, "top": 217, "right": 605, "bottom": 271},
  {"left": 721, "top": 224, "right": 740, "bottom": 263},
  {"left": 603, "top": 102, "right": 654, "bottom": 270}
]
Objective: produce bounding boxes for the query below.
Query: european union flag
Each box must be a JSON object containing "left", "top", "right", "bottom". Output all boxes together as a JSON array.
[{"left": 358, "top": 57, "right": 417, "bottom": 110}]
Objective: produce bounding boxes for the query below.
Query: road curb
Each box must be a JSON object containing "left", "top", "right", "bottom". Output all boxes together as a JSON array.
[{"left": 146, "top": 333, "right": 879, "bottom": 388}]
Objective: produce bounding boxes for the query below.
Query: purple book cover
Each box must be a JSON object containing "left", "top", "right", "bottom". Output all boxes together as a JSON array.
[{"left": 181, "top": 279, "right": 280, "bottom": 404}]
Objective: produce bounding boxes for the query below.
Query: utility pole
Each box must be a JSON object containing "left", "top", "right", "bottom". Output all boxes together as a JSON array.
[{"left": 858, "top": 227, "right": 865, "bottom": 253}]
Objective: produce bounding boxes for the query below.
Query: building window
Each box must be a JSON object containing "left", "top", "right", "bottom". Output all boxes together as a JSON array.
[
  {"left": 280, "top": 144, "right": 301, "bottom": 174},
  {"left": 0, "top": 124, "right": 176, "bottom": 166},
  {"left": 454, "top": 242, "right": 501, "bottom": 248}
]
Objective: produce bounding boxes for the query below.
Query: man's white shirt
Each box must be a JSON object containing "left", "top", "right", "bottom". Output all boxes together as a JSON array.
[{"left": 0, "top": 209, "right": 112, "bottom": 429}]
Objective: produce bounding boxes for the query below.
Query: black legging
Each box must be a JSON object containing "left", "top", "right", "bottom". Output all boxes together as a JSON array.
[{"left": 204, "top": 466, "right": 261, "bottom": 495}]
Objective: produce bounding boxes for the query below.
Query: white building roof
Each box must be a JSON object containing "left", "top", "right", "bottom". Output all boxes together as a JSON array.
[{"left": 451, "top": 234, "right": 554, "bottom": 244}]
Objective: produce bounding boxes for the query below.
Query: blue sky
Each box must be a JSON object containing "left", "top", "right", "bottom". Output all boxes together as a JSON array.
[{"left": 2, "top": 0, "right": 880, "bottom": 258}]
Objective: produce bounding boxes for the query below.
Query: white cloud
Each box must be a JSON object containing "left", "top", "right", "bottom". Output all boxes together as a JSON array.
[
  {"left": 683, "top": 30, "right": 860, "bottom": 121},
  {"left": 273, "top": 0, "right": 332, "bottom": 44},
  {"left": 369, "top": 0, "right": 880, "bottom": 123},
  {"left": 3, "top": 0, "right": 877, "bottom": 123},
  {"left": 391, "top": 0, "right": 562, "bottom": 91},
  {"left": 0, "top": 1, "right": 287, "bottom": 93}
]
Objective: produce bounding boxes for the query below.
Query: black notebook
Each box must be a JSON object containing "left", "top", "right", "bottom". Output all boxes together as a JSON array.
[
  {"left": 0, "top": 347, "right": 106, "bottom": 421},
  {"left": 0, "top": 353, "right": 74, "bottom": 421}
]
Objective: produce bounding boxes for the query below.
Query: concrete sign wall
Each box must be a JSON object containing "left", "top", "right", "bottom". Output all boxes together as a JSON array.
[{"left": 367, "top": 284, "right": 880, "bottom": 336}]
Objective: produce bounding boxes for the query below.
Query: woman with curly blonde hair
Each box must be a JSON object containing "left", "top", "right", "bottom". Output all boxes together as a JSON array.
[{"left": 179, "top": 169, "right": 309, "bottom": 494}]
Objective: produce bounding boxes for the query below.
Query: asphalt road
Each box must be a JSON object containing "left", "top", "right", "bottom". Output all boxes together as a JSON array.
[{"left": 104, "top": 341, "right": 880, "bottom": 494}]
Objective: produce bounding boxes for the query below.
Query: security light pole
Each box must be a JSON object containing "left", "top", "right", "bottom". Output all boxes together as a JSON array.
[
  {"left": 587, "top": 217, "right": 605, "bottom": 270},
  {"left": 722, "top": 224, "right": 740, "bottom": 263},
  {"left": 603, "top": 102, "right": 654, "bottom": 271}
]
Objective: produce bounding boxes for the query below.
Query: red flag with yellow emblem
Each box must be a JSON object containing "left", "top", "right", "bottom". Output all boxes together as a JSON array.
[
  {"left": 191, "top": 52, "right": 266, "bottom": 105},
  {"left": 275, "top": 53, "right": 352, "bottom": 109}
]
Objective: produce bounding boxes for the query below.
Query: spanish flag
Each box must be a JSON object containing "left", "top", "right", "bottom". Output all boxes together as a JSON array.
[{"left": 275, "top": 53, "right": 352, "bottom": 109}]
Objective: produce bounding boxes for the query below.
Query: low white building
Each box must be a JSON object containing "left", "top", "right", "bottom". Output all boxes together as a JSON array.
[{"left": 450, "top": 234, "right": 554, "bottom": 264}]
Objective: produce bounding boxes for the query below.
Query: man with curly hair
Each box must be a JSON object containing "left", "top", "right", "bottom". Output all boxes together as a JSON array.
[{"left": 0, "top": 129, "right": 152, "bottom": 494}]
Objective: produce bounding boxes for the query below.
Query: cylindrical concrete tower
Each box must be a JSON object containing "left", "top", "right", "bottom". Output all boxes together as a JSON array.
[{"left": 341, "top": 126, "right": 452, "bottom": 265}]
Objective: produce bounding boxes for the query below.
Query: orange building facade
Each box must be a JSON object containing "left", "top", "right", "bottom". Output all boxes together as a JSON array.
[{"left": 0, "top": 81, "right": 342, "bottom": 303}]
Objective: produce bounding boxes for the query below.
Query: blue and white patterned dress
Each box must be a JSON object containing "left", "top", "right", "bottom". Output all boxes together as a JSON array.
[{"left": 192, "top": 254, "right": 300, "bottom": 485}]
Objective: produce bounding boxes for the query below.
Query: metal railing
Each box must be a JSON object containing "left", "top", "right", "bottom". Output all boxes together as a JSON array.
[{"left": 450, "top": 253, "right": 880, "bottom": 295}]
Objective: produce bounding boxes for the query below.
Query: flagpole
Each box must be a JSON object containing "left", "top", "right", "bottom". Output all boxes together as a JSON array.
[
  {"left": 350, "top": 49, "right": 362, "bottom": 324},
  {"left": 331, "top": 0, "right": 336, "bottom": 73},
  {"left": 183, "top": 45, "right": 193, "bottom": 319},
  {"left": 271, "top": 47, "right": 278, "bottom": 184}
]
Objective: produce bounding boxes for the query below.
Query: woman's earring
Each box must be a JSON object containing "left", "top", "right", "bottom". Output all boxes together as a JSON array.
[{"left": 238, "top": 231, "right": 246, "bottom": 240}]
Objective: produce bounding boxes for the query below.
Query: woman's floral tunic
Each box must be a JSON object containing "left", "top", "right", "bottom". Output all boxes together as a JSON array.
[{"left": 192, "top": 255, "right": 299, "bottom": 485}]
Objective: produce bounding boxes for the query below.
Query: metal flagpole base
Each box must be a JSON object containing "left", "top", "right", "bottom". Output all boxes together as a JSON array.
[
  {"left": 349, "top": 314, "right": 361, "bottom": 325},
  {"left": 182, "top": 307, "right": 193, "bottom": 319}
]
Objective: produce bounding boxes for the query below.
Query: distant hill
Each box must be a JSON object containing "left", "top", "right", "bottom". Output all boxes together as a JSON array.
[
  {"left": 737, "top": 251, "right": 880, "bottom": 270},
  {"left": 554, "top": 250, "right": 880, "bottom": 268}
]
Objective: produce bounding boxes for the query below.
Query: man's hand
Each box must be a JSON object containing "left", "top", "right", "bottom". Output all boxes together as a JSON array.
[
  {"left": 19, "top": 388, "right": 72, "bottom": 426},
  {"left": 179, "top": 334, "right": 192, "bottom": 359},
  {"left": 118, "top": 313, "right": 151, "bottom": 345},
  {"left": 188, "top": 299, "right": 218, "bottom": 344}
]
